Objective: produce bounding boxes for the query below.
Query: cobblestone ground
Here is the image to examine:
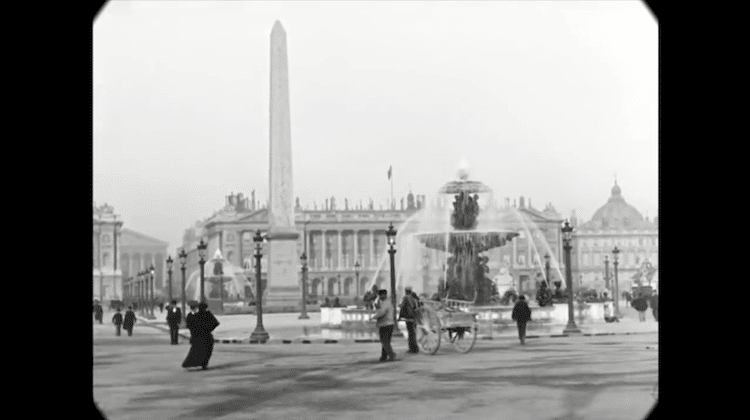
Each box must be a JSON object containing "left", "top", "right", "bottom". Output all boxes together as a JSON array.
[{"left": 93, "top": 322, "right": 658, "bottom": 420}]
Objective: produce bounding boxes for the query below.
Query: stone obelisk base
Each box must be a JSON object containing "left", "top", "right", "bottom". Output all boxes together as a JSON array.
[{"left": 264, "top": 234, "right": 302, "bottom": 313}]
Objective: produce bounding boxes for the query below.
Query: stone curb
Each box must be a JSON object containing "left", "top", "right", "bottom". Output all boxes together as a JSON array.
[
  {"left": 210, "top": 331, "right": 656, "bottom": 345},
  {"left": 136, "top": 316, "right": 656, "bottom": 344}
]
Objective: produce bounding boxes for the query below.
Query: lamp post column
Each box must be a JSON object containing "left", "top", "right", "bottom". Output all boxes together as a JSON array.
[
  {"left": 250, "top": 230, "right": 269, "bottom": 343},
  {"left": 604, "top": 255, "right": 610, "bottom": 290},
  {"left": 198, "top": 239, "right": 207, "bottom": 303},
  {"left": 612, "top": 247, "right": 621, "bottom": 317},
  {"left": 386, "top": 224, "right": 403, "bottom": 338},
  {"left": 299, "top": 253, "right": 310, "bottom": 320},
  {"left": 179, "top": 249, "right": 188, "bottom": 328},
  {"left": 562, "top": 220, "right": 581, "bottom": 334}
]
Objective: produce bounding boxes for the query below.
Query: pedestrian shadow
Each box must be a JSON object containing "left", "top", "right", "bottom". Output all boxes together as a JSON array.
[{"left": 203, "top": 360, "right": 256, "bottom": 371}]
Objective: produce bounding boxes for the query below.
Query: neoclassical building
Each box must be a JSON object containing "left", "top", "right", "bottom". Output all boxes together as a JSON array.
[
  {"left": 570, "top": 181, "right": 659, "bottom": 292},
  {"left": 93, "top": 203, "right": 169, "bottom": 303},
  {"left": 181, "top": 192, "right": 564, "bottom": 300}
]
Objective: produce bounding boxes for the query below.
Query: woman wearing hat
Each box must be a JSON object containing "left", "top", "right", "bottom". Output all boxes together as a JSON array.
[{"left": 182, "top": 302, "right": 220, "bottom": 370}]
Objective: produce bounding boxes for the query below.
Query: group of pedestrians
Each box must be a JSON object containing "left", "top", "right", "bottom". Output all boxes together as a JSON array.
[
  {"left": 104, "top": 298, "right": 220, "bottom": 370},
  {"left": 110, "top": 307, "right": 137, "bottom": 336}
]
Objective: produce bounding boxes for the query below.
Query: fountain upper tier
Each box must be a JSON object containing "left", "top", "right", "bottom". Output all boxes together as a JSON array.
[{"left": 414, "top": 230, "right": 518, "bottom": 252}]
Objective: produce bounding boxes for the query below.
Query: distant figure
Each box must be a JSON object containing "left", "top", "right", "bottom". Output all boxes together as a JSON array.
[
  {"left": 182, "top": 302, "right": 220, "bottom": 370},
  {"left": 166, "top": 300, "right": 182, "bottom": 345},
  {"left": 603, "top": 301, "right": 619, "bottom": 323},
  {"left": 158, "top": 301, "right": 165, "bottom": 313},
  {"left": 649, "top": 293, "right": 658, "bottom": 322},
  {"left": 324, "top": 297, "right": 331, "bottom": 308},
  {"left": 631, "top": 294, "right": 649, "bottom": 322},
  {"left": 371, "top": 289, "right": 396, "bottom": 362},
  {"left": 93, "top": 302, "right": 103, "bottom": 324},
  {"left": 333, "top": 297, "right": 341, "bottom": 307},
  {"left": 123, "top": 306, "right": 136, "bottom": 336},
  {"left": 398, "top": 286, "right": 419, "bottom": 354},
  {"left": 511, "top": 295, "right": 532, "bottom": 345},
  {"left": 111, "top": 308, "right": 123, "bottom": 336}
]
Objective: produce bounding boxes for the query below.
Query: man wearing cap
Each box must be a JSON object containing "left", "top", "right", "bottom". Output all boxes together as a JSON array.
[
  {"left": 371, "top": 289, "right": 397, "bottom": 362},
  {"left": 166, "top": 299, "right": 182, "bottom": 345}
]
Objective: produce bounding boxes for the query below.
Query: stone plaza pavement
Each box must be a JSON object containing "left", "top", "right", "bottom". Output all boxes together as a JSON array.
[
  {"left": 133, "top": 303, "right": 658, "bottom": 344},
  {"left": 93, "top": 322, "right": 658, "bottom": 420}
]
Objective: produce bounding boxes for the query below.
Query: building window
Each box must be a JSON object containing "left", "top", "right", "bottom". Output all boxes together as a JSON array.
[{"left": 583, "top": 253, "right": 591, "bottom": 267}]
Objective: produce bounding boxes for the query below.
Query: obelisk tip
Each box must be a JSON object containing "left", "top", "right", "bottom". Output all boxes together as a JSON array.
[{"left": 272, "top": 20, "right": 285, "bottom": 34}]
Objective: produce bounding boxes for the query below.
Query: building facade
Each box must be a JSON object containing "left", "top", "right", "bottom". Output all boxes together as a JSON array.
[
  {"left": 181, "top": 192, "right": 564, "bottom": 300},
  {"left": 93, "top": 203, "right": 170, "bottom": 303},
  {"left": 570, "top": 182, "right": 659, "bottom": 293}
]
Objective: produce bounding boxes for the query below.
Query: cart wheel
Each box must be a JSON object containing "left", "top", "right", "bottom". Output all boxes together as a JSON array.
[
  {"left": 451, "top": 322, "right": 478, "bottom": 354},
  {"left": 417, "top": 309, "right": 441, "bottom": 355}
]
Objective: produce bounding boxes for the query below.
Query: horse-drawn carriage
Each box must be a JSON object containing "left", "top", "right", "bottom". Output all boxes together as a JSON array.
[{"left": 415, "top": 297, "right": 479, "bottom": 355}]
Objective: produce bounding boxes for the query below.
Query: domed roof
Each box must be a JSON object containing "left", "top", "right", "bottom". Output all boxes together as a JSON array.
[{"left": 580, "top": 182, "right": 654, "bottom": 231}]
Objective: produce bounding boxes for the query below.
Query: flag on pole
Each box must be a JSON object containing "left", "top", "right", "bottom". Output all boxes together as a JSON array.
[{"left": 387, "top": 165, "right": 392, "bottom": 180}]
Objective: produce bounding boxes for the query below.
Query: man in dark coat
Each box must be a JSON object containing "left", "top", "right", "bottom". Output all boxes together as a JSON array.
[
  {"left": 94, "top": 302, "right": 104, "bottom": 324},
  {"left": 511, "top": 295, "right": 532, "bottom": 345},
  {"left": 399, "top": 287, "right": 419, "bottom": 353},
  {"left": 123, "top": 306, "right": 136, "bottom": 336},
  {"left": 111, "top": 308, "right": 123, "bottom": 336},
  {"left": 166, "top": 300, "right": 182, "bottom": 345},
  {"left": 631, "top": 293, "right": 649, "bottom": 322},
  {"left": 650, "top": 293, "right": 658, "bottom": 321},
  {"left": 182, "top": 302, "right": 220, "bottom": 370}
]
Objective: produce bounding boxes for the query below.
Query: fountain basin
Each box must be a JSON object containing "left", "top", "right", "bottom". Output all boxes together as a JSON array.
[{"left": 322, "top": 303, "right": 607, "bottom": 333}]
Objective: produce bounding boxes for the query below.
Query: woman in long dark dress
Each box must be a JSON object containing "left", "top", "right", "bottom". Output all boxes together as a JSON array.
[{"left": 182, "top": 302, "right": 220, "bottom": 370}]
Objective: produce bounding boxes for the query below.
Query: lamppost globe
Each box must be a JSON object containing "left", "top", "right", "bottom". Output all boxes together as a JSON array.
[{"left": 179, "top": 249, "right": 187, "bottom": 267}]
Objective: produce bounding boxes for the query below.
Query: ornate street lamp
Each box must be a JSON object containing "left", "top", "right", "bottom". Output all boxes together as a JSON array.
[
  {"left": 561, "top": 220, "right": 581, "bottom": 334},
  {"left": 604, "top": 255, "right": 610, "bottom": 290},
  {"left": 166, "top": 255, "right": 174, "bottom": 303},
  {"left": 250, "top": 230, "right": 269, "bottom": 343},
  {"left": 354, "top": 260, "right": 361, "bottom": 299},
  {"left": 178, "top": 249, "right": 188, "bottom": 325},
  {"left": 138, "top": 271, "right": 144, "bottom": 315},
  {"left": 612, "top": 246, "right": 621, "bottom": 317},
  {"left": 197, "top": 239, "right": 208, "bottom": 303},
  {"left": 386, "top": 223, "right": 404, "bottom": 337},
  {"left": 544, "top": 253, "right": 551, "bottom": 290},
  {"left": 299, "top": 252, "right": 310, "bottom": 320}
]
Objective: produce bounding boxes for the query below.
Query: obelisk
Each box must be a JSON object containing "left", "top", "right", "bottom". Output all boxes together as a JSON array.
[{"left": 266, "top": 20, "right": 300, "bottom": 311}]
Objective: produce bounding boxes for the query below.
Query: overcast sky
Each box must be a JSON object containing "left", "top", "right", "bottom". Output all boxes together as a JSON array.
[{"left": 93, "top": 1, "right": 658, "bottom": 254}]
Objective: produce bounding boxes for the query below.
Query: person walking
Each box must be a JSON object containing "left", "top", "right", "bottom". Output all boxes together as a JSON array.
[
  {"left": 649, "top": 292, "right": 658, "bottom": 322},
  {"left": 182, "top": 302, "right": 220, "bottom": 370},
  {"left": 111, "top": 308, "right": 123, "bottom": 336},
  {"left": 94, "top": 302, "right": 104, "bottom": 324},
  {"left": 511, "top": 295, "right": 532, "bottom": 344},
  {"left": 158, "top": 301, "right": 165, "bottom": 314},
  {"left": 631, "top": 293, "right": 649, "bottom": 322},
  {"left": 166, "top": 300, "right": 182, "bottom": 345},
  {"left": 370, "top": 289, "right": 396, "bottom": 362},
  {"left": 123, "top": 306, "right": 136, "bottom": 336},
  {"left": 399, "top": 286, "right": 420, "bottom": 354}
]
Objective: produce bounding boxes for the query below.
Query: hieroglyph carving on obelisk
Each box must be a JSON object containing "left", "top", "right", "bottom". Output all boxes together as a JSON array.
[{"left": 266, "top": 21, "right": 300, "bottom": 296}]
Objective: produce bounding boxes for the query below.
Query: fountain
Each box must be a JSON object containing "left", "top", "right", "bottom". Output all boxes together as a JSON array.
[
  {"left": 323, "top": 158, "right": 607, "bottom": 337},
  {"left": 184, "top": 250, "right": 250, "bottom": 314}
]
